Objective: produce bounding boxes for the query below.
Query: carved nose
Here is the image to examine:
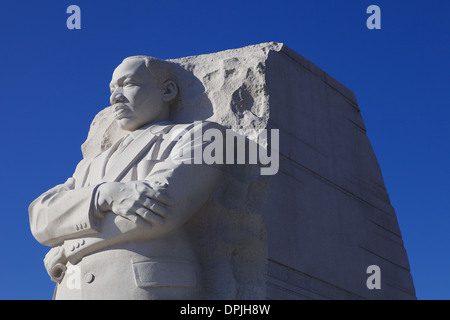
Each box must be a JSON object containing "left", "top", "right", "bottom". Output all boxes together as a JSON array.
[{"left": 110, "top": 91, "right": 125, "bottom": 105}]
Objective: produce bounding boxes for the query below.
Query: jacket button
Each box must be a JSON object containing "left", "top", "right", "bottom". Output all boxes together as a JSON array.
[{"left": 84, "top": 273, "right": 95, "bottom": 284}]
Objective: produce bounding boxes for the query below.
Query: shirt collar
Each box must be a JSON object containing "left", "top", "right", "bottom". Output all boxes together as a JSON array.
[{"left": 130, "top": 120, "right": 174, "bottom": 139}]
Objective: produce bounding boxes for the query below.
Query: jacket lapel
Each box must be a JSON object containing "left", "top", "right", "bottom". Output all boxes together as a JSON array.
[
  {"left": 101, "top": 129, "right": 158, "bottom": 183},
  {"left": 84, "top": 139, "right": 121, "bottom": 185}
]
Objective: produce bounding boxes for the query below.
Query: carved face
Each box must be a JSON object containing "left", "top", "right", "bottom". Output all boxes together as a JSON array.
[{"left": 109, "top": 58, "right": 168, "bottom": 132}]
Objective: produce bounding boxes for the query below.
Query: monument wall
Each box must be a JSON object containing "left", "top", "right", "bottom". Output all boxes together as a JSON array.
[{"left": 263, "top": 44, "right": 415, "bottom": 299}]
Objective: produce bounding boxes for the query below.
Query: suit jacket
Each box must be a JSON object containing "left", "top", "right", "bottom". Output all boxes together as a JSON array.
[{"left": 29, "top": 121, "right": 225, "bottom": 299}]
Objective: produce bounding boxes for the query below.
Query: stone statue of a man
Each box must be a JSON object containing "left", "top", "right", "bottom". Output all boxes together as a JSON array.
[{"left": 29, "top": 56, "right": 226, "bottom": 299}]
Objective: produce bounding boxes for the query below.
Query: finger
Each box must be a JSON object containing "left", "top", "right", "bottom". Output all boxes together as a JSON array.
[
  {"left": 135, "top": 207, "right": 165, "bottom": 226},
  {"left": 44, "top": 247, "right": 63, "bottom": 266},
  {"left": 140, "top": 197, "right": 171, "bottom": 217},
  {"left": 45, "top": 254, "right": 64, "bottom": 274},
  {"left": 141, "top": 186, "right": 174, "bottom": 207},
  {"left": 44, "top": 252, "right": 52, "bottom": 266},
  {"left": 44, "top": 257, "right": 50, "bottom": 271},
  {"left": 123, "top": 209, "right": 152, "bottom": 230}
]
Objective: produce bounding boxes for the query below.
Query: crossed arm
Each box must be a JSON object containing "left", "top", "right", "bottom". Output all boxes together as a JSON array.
[
  {"left": 31, "top": 158, "right": 224, "bottom": 281},
  {"left": 30, "top": 122, "right": 227, "bottom": 281}
]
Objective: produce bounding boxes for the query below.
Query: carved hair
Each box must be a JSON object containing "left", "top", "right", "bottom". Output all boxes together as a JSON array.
[{"left": 122, "top": 55, "right": 178, "bottom": 88}]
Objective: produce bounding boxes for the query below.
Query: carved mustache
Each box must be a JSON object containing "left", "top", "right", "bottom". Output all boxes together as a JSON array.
[{"left": 113, "top": 104, "right": 131, "bottom": 119}]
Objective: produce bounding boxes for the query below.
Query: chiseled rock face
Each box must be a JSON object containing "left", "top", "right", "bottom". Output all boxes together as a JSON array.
[
  {"left": 80, "top": 42, "right": 416, "bottom": 299},
  {"left": 81, "top": 42, "right": 279, "bottom": 159}
]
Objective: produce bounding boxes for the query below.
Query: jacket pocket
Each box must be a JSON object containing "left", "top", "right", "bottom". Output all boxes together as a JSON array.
[{"left": 131, "top": 258, "right": 197, "bottom": 288}]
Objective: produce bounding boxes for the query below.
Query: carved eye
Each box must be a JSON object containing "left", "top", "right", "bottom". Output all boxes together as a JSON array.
[{"left": 123, "top": 78, "right": 138, "bottom": 87}]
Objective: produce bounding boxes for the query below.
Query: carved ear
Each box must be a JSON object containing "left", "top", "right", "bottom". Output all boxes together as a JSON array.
[{"left": 162, "top": 80, "right": 178, "bottom": 103}]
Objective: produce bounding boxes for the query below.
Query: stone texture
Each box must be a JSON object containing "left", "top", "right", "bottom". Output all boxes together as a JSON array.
[{"left": 80, "top": 42, "right": 416, "bottom": 299}]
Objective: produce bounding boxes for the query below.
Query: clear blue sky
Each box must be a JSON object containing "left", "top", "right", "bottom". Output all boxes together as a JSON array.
[{"left": 0, "top": 0, "right": 448, "bottom": 300}]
